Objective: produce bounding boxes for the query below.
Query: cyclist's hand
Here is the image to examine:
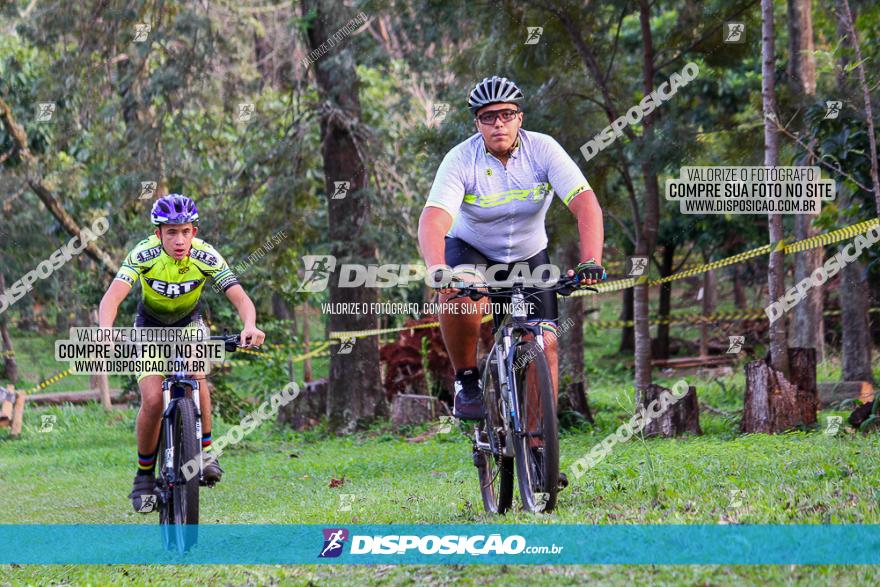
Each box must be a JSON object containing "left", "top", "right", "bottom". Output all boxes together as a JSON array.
[
  {"left": 569, "top": 259, "right": 607, "bottom": 286},
  {"left": 240, "top": 325, "right": 265, "bottom": 348},
  {"left": 436, "top": 270, "right": 482, "bottom": 297}
]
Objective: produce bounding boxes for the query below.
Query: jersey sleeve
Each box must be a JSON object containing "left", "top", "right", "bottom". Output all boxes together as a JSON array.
[
  {"left": 542, "top": 136, "right": 593, "bottom": 206},
  {"left": 114, "top": 250, "right": 140, "bottom": 287},
  {"left": 425, "top": 147, "right": 467, "bottom": 218},
  {"left": 190, "top": 242, "right": 240, "bottom": 292}
]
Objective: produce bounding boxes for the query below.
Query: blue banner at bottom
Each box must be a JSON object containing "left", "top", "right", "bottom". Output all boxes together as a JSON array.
[{"left": 2, "top": 524, "right": 880, "bottom": 564}]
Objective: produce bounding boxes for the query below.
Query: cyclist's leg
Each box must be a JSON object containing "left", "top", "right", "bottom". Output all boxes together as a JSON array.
[
  {"left": 195, "top": 374, "right": 212, "bottom": 439},
  {"left": 132, "top": 312, "right": 166, "bottom": 474},
  {"left": 135, "top": 374, "right": 164, "bottom": 468},
  {"left": 440, "top": 237, "right": 491, "bottom": 370},
  {"left": 186, "top": 318, "right": 212, "bottom": 445}
]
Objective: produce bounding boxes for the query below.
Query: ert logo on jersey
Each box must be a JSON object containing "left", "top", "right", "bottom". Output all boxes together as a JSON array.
[
  {"left": 189, "top": 249, "right": 218, "bottom": 265},
  {"left": 145, "top": 278, "right": 203, "bottom": 298}
]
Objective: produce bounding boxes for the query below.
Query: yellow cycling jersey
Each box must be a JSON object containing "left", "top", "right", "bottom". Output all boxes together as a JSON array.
[{"left": 114, "top": 235, "right": 239, "bottom": 324}]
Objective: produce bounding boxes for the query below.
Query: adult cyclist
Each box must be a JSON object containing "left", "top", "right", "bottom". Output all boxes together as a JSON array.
[
  {"left": 98, "top": 194, "right": 266, "bottom": 513},
  {"left": 417, "top": 76, "right": 606, "bottom": 486}
]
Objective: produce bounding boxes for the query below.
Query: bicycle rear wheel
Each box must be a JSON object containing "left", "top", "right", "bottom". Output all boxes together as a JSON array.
[
  {"left": 159, "top": 397, "right": 200, "bottom": 552},
  {"left": 475, "top": 354, "right": 513, "bottom": 514},
  {"left": 512, "top": 339, "right": 559, "bottom": 513}
]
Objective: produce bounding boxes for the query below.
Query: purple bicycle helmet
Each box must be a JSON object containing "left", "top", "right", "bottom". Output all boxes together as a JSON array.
[{"left": 150, "top": 194, "right": 199, "bottom": 226}]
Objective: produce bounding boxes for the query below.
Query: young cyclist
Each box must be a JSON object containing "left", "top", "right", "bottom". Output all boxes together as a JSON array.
[{"left": 98, "top": 194, "right": 265, "bottom": 513}]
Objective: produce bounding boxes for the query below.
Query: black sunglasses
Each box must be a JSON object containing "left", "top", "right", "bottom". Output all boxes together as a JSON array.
[{"left": 476, "top": 108, "right": 521, "bottom": 125}]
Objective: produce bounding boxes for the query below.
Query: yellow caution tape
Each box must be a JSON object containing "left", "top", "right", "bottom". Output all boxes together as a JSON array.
[
  {"left": 26, "top": 369, "right": 73, "bottom": 394},
  {"left": 573, "top": 217, "right": 880, "bottom": 296}
]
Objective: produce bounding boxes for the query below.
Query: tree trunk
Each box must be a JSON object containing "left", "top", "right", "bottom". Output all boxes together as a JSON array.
[
  {"left": 654, "top": 243, "right": 675, "bottom": 359},
  {"left": 839, "top": 259, "right": 874, "bottom": 382},
  {"left": 633, "top": 0, "right": 660, "bottom": 403},
  {"left": 790, "top": 214, "right": 825, "bottom": 361},
  {"left": 272, "top": 292, "right": 292, "bottom": 322},
  {"left": 302, "top": 0, "right": 385, "bottom": 433},
  {"left": 788, "top": 0, "right": 824, "bottom": 360},
  {"left": 619, "top": 287, "right": 634, "bottom": 353},
  {"left": 557, "top": 240, "right": 593, "bottom": 422},
  {"left": 390, "top": 394, "right": 448, "bottom": 426},
  {"left": 90, "top": 310, "right": 112, "bottom": 410},
  {"left": 699, "top": 269, "right": 717, "bottom": 358},
  {"left": 254, "top": 26, "right": 274, "bottom": 89},
  {"left": 834, "top": 7, "right": 874, "bottom": 383},
  {"left": 742, "top": 348, "right": 818, "bottom": 433},
  {"left": 277, "top": 378, "right": 328, "bottom": 430},
  {"left": 733, "top": 264, "right": 748, "bottom": 310},
  {"left": 302, "top": 304, "right": 313, "bottom": 383},
  {"left": 633, "top": 242, "right": 653, "bottom": 399},
  {"left": 641, "top": 384, "right": 702, "bottom": 438},
  {"left": 0, "top": 275, "right": 18, "bottom": 384},
  {"left": 762, "top": 0, "right": 789, "bottom": 377},
  {"left": 786, "top": 0, "right": 816, "bottom": 95}
]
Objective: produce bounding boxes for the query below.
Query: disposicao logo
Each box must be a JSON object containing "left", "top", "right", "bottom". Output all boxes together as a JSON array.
[{"left": 319, "top": 528, "right": 349, "bottom": 558}]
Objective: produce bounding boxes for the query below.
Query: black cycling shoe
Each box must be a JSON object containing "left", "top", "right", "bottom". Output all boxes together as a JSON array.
[
  {"left": 452, "top": 368, "right": 485, "bottom": 420},
  {"left": 201, "top": 453, "right": 224, "bottom": 486},
  {"left": 129, "top": 473, "right": 158, "bottom": 514},
  {"left": 558, "top": 472, "right": 569, "bottom": 490}
]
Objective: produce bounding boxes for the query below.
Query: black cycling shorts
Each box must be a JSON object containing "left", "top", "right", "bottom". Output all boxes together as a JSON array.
[{"left": 444, "top": 236, "right": 559, "bottom": 330}]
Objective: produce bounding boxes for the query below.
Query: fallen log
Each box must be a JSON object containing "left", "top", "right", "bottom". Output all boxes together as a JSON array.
[
  {"left": 25, "top": 389, "right": 125, "bottom": 405},
  {"left": 818, "top": 381, "right": 874, "bottom": 407}
]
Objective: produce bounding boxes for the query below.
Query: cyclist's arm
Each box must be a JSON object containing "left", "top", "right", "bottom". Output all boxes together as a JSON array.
[
  {"left": 567, "top": 189, "right": 604, "bottom": 265},
  {"left": 417, "top": 206, "right": 453, "bottom": 268},
  {"left": 98, "top": 280, "right": 132, "bottom": 328},
  {"left": 224, "top": 284, "right": 265, "bottom": 346}
]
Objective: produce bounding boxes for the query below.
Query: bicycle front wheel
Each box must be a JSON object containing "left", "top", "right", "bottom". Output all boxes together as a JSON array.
[
  {"left": 475, "top": 353, "right": 514, "bottom": 514},
  {"left": 512, "top": 339, "right": 559, "bottom": 513},
  {"left": 159, "top": 397, "right": 200, "bottom": 552}
]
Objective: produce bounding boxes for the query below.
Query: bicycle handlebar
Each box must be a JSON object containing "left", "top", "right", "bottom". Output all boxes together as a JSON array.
[
  {"left": 208, "top": 333, "right": 258, "bottom": 352},
  {"left": 445, "top": 275, "right": 598, "bottom": 302}
]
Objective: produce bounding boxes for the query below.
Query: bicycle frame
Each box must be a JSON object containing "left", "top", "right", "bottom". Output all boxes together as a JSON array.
[{"left": 477, "top": 283, "right": 546, "bottom": 459}]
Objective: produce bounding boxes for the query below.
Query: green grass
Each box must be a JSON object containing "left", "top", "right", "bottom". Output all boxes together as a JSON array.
[{"left": 3, "top": 305, "right": 880, "bottom": 584}]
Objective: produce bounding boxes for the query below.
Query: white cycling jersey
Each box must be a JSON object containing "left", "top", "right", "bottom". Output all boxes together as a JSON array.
[{"left": 425, "top": 129, "right": 592, "bottom": 262}]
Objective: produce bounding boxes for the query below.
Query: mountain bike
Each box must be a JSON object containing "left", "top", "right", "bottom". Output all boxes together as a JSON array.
[
  {"left": 156, "top": 332, "right": 244, "bottom": 553},
  {"left": 449, "top": 276, "right": 594, "bottom": 514}
]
